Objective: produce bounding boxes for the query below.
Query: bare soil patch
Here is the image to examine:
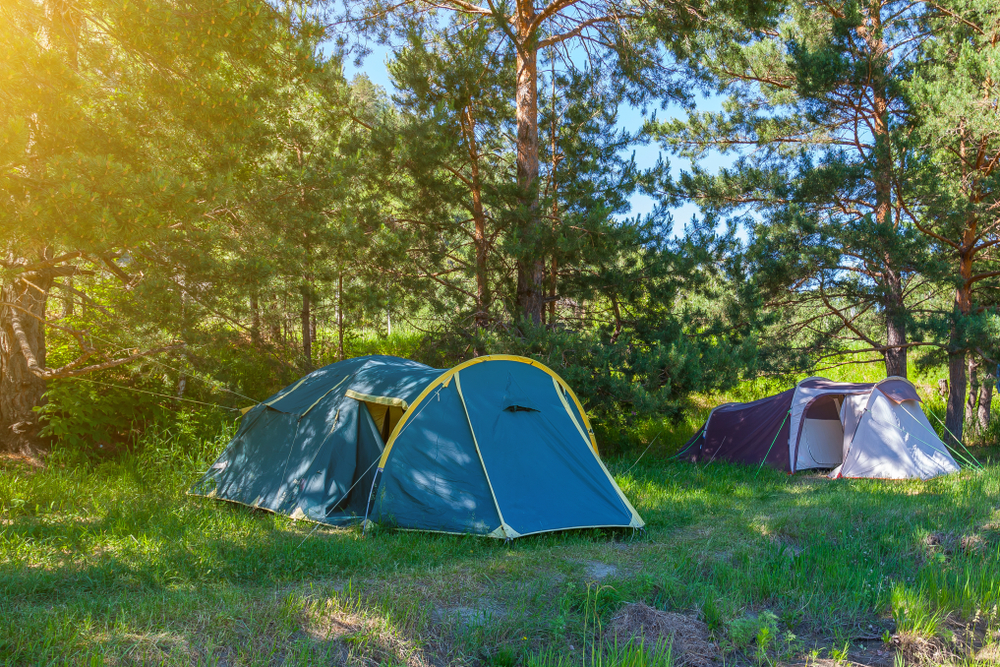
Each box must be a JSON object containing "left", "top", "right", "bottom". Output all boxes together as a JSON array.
[{"left": 609, "top": 602, "right": 719, "bottom": 667}]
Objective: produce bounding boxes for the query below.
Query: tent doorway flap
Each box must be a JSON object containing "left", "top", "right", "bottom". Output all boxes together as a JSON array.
[{"left": 799, "top": 394, "right": 846, "bottom": 468}]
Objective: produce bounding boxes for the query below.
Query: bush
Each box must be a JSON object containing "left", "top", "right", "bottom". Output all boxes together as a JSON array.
[{"left": 36, "top": 375, "right": 232, "bottom": 464}]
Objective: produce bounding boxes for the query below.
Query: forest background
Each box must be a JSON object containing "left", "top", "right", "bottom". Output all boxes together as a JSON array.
[{"left": 2, "top": 0, "right": 999, "bottom": 461}]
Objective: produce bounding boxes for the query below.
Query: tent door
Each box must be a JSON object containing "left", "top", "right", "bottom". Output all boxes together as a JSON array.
[
  {"left": 361, "top": 401, "right": 404, "bottom": 442},
  {"left": 799, "top": 394, "right": 847, "bottom": 468},
  {"left": 326, "top": 401, "right": 387, "bottom": 516}
]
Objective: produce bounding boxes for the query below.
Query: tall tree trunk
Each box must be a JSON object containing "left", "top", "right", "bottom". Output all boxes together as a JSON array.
[
  {"left": 549, "top": 257, "right": 557, "bottom": 327},
  {"left": 62, "top": 276, "right": 74, "bottom": 317},
  {"left": 861, "top": 1, "right": 908, "bottom": 379},
  {"left": 337, "top": 272, "right": 344, "bottom": 361},
  {"left": 514, "top": 14, "right": 545, "bottom": 325},
  {"left": 884, "top": 274, "right": 907, "bottom": 377},
  {"left": 0, "top": 274, "right": 54, "bottom": 456},
  {"left": 301, "top": 287, "right": 311, "bottom": 367},
  {"left": 946, "top": 346, "right": 966, "bottom": 446},
  {"left": 464, "top": 106, "right": 490, "bottom": 331},
  {"left": 946, "top": 210, "right": 976, "bottom": 444},
  {"left": 250, "top": 291, "right": 261, "bottom": 348},
  {"left": 548, "top": 69, "right": 558, "bottom": 329},
  {"left": 965, "top": 360, "right": 980, "bottom": 436},
  {"left": 978, "top": 373, "right": 993, "bottom": 433}
]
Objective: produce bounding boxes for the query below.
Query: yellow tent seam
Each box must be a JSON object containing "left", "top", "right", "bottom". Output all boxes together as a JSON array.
[
  {"left": 300, "top": 375, "right": 350, "bottom": 417},
  {"left": 455, "top": 371, "right": 512, "bottom": 537},
  {"left": 344, "top": 390, "right": 408, "bottom": 410},
  {"left": 266, "top": 376, "right": 308, "bottom": 407},
  {"left": 592, "top": 453, "right": 645, "bottom": 528},
  {"left": 553, "top": 377, "right": 597, "bottom": 455}
]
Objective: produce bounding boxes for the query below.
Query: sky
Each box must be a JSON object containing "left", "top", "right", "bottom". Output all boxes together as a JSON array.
[{"left": 343, "top": 44, "right": 738, "bottom": 239}]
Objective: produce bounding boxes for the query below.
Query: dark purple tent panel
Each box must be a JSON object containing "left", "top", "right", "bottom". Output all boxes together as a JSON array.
[{"left": 684, "top": 388, "right": 795, "bottom": 470}]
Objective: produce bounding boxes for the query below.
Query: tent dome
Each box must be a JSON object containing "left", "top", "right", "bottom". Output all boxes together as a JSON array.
[{"left": 191, "top": 355, "right": 643, "bottom": 538}]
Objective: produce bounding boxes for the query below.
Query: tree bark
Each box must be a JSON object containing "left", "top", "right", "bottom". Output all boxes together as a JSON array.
[
  {"left": 0, "top": 274, "right": 54, "bottom": 456},
  {"left": 301, "top": 286, "right": 312, "bottom": 367},
  {"left": 463, "top": 106, "right": 490, "bottom": 331},
  {"left": 250, "top": 291, "right": 261, "bottom": 348},
  {"left": 860, "top": 1, "right": 908, "bottom": 379},
  {"left": 946, "top": 346, "right": 966, "bottom": 446},
  {"left": 62, "top": 276, "right": 74, "bottom": 317},
  {"left": 978, "top": 373, "right": 993, "bottom": 433},
  {"left": 884, "top": 276, "right": 907, "bottom": 378},
  {"left": 514, "top": 12, "right": 545, "bottom": 325},
  {"left": 337, "top": 272, "right": 344, "bottom": 361},
  {"left": 965, "top": 359, "right": 980, "bottom": 436},
  {"left": 945, "top": 206, "right": 976, "bottom": 445}
]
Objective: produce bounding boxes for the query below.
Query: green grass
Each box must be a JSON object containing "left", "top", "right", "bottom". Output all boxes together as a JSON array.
[
  {"left": 3, "top": 352, "right": 999, "bottom": 665},
  {"left": 2, "top": 428, "right": 999, "bottom": 665}
]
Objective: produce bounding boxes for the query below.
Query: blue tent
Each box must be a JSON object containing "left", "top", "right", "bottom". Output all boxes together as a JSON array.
[{"left": 191, "top": 355, "right": 643, "bottom": 538}]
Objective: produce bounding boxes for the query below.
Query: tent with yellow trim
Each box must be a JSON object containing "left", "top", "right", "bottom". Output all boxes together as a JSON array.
[{"left": 190, "top": 355, "right": 643, "bottom": 538}]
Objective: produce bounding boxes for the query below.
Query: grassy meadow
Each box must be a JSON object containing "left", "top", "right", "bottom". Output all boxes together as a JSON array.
[{"left": 2, "top": 358, "right": 999, "bottom": 666}]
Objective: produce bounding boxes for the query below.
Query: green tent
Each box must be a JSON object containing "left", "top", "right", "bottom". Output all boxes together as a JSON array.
[{"left": 191, "top": 354, "right": 643, "bottom": 538}]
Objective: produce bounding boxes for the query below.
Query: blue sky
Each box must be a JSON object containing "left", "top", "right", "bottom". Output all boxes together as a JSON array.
[{"left": 344, "top": 45, "right": 736, "bottom": 238}]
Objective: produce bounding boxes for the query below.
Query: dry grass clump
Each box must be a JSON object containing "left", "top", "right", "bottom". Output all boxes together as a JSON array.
[
  {"left": 609, "top": 602, "right": 718, "bottom": 667},
  {"left": 300, "top": 595, "right": 435, "bottom": 667},
  {"left": 894, "top": 613, "right": 1000, "bottom": 667},
  {"left": 894, "top": 630, "right": 952, "bottom": 665}
]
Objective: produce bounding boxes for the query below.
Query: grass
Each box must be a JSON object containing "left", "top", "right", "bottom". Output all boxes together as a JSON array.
[
  {"left": 2, "top": 353, "right": 999, "bottom": 666},
  {"left": 2, "top": 430, "right": 999, "bottom": 665}
]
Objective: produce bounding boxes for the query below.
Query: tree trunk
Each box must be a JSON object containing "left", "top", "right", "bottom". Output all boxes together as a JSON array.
[
  {"left": 945, "top": 209, "right": 976, "bottom": 445},
  {"left": 946, "top": 347, "right": 966, "bottom": 446},
  {"left": 976, "top": 375, "right": 996, "bottom": 433},
  {"left": 250, "top": 291, "right": 261, "bottom": 347},
  {"left": 514, "top": 14, "right": 545, "bottom": 325},
  {"left": 884, "top": 316, "right": 906, "bottom": 377},
  {"left": 301, "top": 287, "right": 311, "bottom": 367},
  {"left": 884, "top": 272, "right": 907, "bottom": 378},
  {"left": 62, "top": 276, "right": 74, "bottom": 317},
  {"left": 978, "top": 374, "right": 993, "bottom": 433},
  {"left": 0, "top": 275, "right": 53, "bottom": 456},
  {"left": 464, "top": 106, "right": 490, "bottom": 331},
  {"left": 860, "top": 2, "right": 908, "bottom": 380},
  {"left": 549, "top": 256, "right": 558, "bottom": 327},
  {"left": 548, "top": 71, "right": 558, "bottom": 329},
  {"left": 965, "top": 360, "right": 980, "bottom": 436},
  {"left": 337, "top": 272, "right": 344, "bottom": 361}
]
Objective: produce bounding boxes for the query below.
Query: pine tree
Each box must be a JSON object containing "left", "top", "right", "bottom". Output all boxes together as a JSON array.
[
  {"left": 651, "top": 0, "right": 929, "bottom": 378},
  {"left": 0, "top": 0, "right": 332, "bottom": 454},
  {"left": 903, "top": 0, "right": 1000, "bottom": 443},
  {"left": 337, "top": 0, "right": 774, "bottom": 324}
]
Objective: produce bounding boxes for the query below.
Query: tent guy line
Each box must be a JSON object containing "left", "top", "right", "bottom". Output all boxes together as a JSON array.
[
  {"left": 81, "top": 330, "right": 262, "bottom": 405},
  {"left": 73, "top": 377, "right": 241, "bottom": 412}
]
